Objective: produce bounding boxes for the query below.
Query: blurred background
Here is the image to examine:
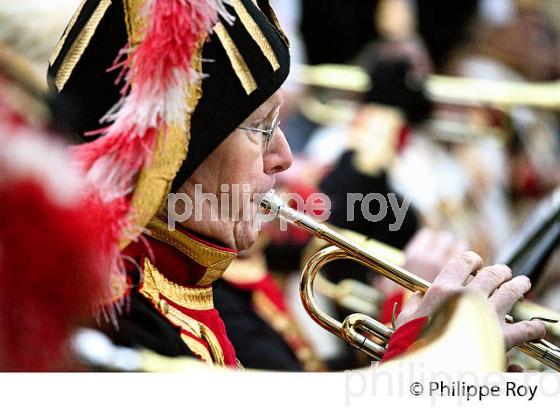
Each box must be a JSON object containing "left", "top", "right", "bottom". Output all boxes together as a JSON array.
[{"left": 263, "top": 0, "right": 560, "bottom": 369}]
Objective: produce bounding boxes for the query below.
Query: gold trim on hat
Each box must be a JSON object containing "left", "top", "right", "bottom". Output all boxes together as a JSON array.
[
  {"left": 49, "top": 0, "right": 88, "bottom": 66},
  {"left": 123, "top": 0, "right": 148, "bottom": 45},
  {"left": 230, "top": 0, "right": 280, "bottom": 72},
  {"left": 146, "top": 217, "right": 237, "bottom": 286},
  {"left": 214, "top": 22, "right": 258, "bottom": 95},
  {"left": 54, "top": 0, "right": 112, "bottom": 91},
  {"left": 256, "top": 0, "right": 291, "bottom": 47},
  {"left": 122, "top": 3, "right": 205, "bottom": 249},
  {"left": 125, "top": 119, "right": 192, "bottom": 248}
]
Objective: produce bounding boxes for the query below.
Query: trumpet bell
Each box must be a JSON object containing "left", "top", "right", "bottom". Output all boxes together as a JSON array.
[{"left": 382, "top": 292, "right": 506, "bottom": 372}]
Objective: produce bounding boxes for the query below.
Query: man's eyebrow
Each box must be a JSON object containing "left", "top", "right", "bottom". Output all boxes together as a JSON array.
[
  {"left": 249, "top": 105, "right": 278, "bottom": 122},
  {"left": 246, "top": 95, "right": 283, "bottom": 122}
]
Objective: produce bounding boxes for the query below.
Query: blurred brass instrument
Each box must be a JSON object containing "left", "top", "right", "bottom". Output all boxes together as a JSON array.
[
  {"left": 295, "top": 64, "right": 560, "bottom": 144},
  {"left": 296, "top": 64, "right": 560, "bottom": 110},
  {"left": 260, "top": 191, "right": 560, "bottom": 371}
]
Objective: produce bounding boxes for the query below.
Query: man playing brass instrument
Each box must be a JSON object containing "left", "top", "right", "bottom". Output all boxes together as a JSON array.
[{"left": 49, "top": 0, "right": 545, "bottom": 369}]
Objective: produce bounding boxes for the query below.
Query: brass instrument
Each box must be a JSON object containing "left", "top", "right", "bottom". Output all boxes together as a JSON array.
[
  {"left": 310, "top": 236, "right": 560, "bottom": 341},
  {"left": 260, "top": 191, "right": 560, "bottom": 371},
  {"left": 295, "top": 64, "right": 559, "bottom": 142},
  {"left": 296, "top": 64, "right": 560, "bottom": 110},
  {"left": 302, "top": 229, "right": 404, "bottom": 318}
]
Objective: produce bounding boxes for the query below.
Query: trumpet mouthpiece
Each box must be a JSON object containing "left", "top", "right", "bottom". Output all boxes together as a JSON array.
[{"left": 259, "top": 190, "right": 283, "bottom": 214}]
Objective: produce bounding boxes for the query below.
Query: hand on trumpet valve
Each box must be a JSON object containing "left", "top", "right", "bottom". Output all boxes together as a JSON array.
[
  {"left": 403, "top": 229, "right": 469, "bottom": 283},
  {"left": 376, "top": 229, "right": 469, "bottom": 296},
  {"left": 394, "top": 251, "right": 547, "bottom": 350}
]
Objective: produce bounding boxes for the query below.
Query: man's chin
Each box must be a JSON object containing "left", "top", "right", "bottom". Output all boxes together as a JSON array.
[{"left": 234, "top": 224, "right": 259, "bottom": 252}]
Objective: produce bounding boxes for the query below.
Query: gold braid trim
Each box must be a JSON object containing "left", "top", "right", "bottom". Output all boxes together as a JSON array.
[
  {"left": 139, "top": 258, "right": 227, "bottom": 366},
  {"left": 200, "top": 323, "right": 226, "bottom": 367},
  {"left": 230, "top": 0, "right": 279, "bottom": 71},
  {"left": 222, "top": 255, "right": 267, "bottom": 285},
  {"left": 215, "top": 22, "right": 258, "bottom": 95},
  {"left": 166, "top": 302, "right": 225, "bottom": 366},
  {"left": 141, "top": 258, "right": 214, "bottom": 310},
  {"left": 162, "top": 302, "right": 215, "bottom": 364},
  {"left": 54, "top": 0, "right": 112, "bottom": 91},
  {"left": 0, "top": 48, "right": 49, "bottom": 126},
  {"left": 146, "top": 217, "right": 236, "bottom": 286},
  {"left": 49, "top": 0, "right": 88, "bottom": 66},
  {"left": 179, "top": 334, "right": 214, "bottom": 365}
]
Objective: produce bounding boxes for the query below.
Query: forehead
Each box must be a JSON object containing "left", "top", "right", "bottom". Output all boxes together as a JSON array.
[{"left": 248, "top": 91, "right": 284, "bottom": 119}]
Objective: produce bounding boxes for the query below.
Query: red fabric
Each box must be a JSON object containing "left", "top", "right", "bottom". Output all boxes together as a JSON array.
[
  {"left": 123, "top": 221, "right": 235, "bottom": 287},
  {"left": 228, "top": 273, "right": 288, "bottom": 312},
  {"left": 396, "top": 125, "right": 410, "bottom": 153},
  {"left": 379, "top": 291, "right": 405, "bottom": 324},
  {"left": 381, "top": 317, "right": 428, "bottom": 362},
  {"left": 124, "top": 229, "right": 238, "bottom": 367},
  {"left": 0, "top": 180, "right": 108, "bottom": 371},
  {"left": 164, "top": 297, "right": 238, "bottom": 367},
  {"left": 125, "top": 237, "right": 208, "bottom": 286}
]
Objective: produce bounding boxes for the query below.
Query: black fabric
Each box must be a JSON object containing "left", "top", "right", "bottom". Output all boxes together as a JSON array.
[
  {"left": 319, "top": 149, "right": 418, "bottom": 304},
  {"left": 300, "top": 0, "right": 380, "bottom": 65},
  {"left": 182, "top": 1, "right": 290, "bottom": 184},
  {"left": 48, "top": 0, "right": 290, "bottom": 186},
  {"left": 415, "top": 0, "right": 480, "bottom": 70},
  {"left": 101, "top": 290, "right": 195, "bottom": 358},
  {"left": 320, "top": 151, "right": 419, "bottom": 250},
  {"left": 213, "top": 279, "right": 303, "bottom": 371},
  {"left": 264, "top": 242, "right": 304, "bottom": 273},
  {"left": 48, "top": 0, "right": 125, "bottom": 143},
  {"left": 365, "top": 58, "right": 432, "bottom": 125},
  {"left": 299, "top": 0, "right": 479, "bottom": 70}
]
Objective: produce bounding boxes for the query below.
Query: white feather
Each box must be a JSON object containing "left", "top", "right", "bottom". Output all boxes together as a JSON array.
[{"left": 0, "top": 128, "right": 84, "bottom": 206}]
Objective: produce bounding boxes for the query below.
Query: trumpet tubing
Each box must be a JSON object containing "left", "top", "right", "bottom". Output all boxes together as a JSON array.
[{"left": 260, "top": 191, "right": 560, "bottom": 371}]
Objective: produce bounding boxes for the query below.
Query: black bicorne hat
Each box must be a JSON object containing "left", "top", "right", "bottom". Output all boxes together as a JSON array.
[
  {"left": 47, "top": 0, "right": 290, "bottom": 247},
  {"left": 49, "top": 0, "right": 290, "bottom": 184}
]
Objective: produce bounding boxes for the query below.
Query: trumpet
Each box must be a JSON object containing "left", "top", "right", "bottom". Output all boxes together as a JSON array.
[
  {"left": 296, "top": 64, "right": 560, "bottom": 110},
  {"left": 260, "top": 191, "right": 560, "bottom": 371}
]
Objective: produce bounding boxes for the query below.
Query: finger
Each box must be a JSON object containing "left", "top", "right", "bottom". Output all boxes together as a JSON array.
[
  {"left": 394, "top": 291, "right": 423, "bottom": 329},
  {"left": 435, "top": 251, "right": 484, "bottom": 286},
  {"left": 398, "top": 291, "right": 422, "bottom": 316},
  {"left": 503, "top": 320, "right": 546, "bottom": 351},
  {"left": 489, "top": 276, "right": 531, "bottom": 317},
  {"left": 467, "top": 264, "right": 512, "bottom": 297}
]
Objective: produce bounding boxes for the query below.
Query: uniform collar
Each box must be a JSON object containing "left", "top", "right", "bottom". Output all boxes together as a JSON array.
[{"left": 144, "top": 217, "right": 237, "bottom": 287}]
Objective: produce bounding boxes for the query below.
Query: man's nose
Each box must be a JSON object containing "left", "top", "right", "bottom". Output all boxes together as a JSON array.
[{"left": 264, "top": 128, "right": 293, "bottom": 175}]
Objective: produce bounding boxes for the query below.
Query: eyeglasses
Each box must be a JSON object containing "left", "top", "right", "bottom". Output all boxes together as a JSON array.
[{"left": 238, "top": 109, "right": 281, "bottom": 151}]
